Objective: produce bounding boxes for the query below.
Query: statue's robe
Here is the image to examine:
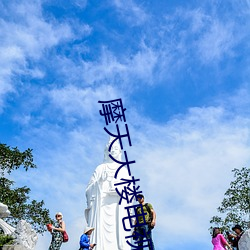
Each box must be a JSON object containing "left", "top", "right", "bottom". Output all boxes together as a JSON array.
[{"left": 85, "top": 162, "right": 132, "bottom": 250}]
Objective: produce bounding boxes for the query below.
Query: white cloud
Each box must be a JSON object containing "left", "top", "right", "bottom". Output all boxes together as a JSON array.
[
  {"left": 82, "top": 48, "right": 127, "bottom": 85},
  {"left": 0, "top": 2, "right": 73, "bottom": 58},
  {"left": 81, "top": 46, "right": 158, "bottom": 86},
  {"left": 112, "top": 0, "right": 148, "bottom": 26},
  {"left": 188, "top": 8, "right": 210, "bottom": 33},
  {"left": 0, "top": 1, "right": 74, "bottom": 110},
  {"left": 73, "top": 0, "right": 87, "bottom": 9},
  {"left": 127, "top": 43, "right": 158, "bottom": 84},
  {"left": 224, "top": 84, "right": 250, "bottom": 114},
  {"left": 159, "top": 7, "right": 240, "bottom": 67},
  {"left": 0, "top": 45, "right": 25, "bottom": 110},
  {"left": 196, "top": 20, "right": 235, "bottom": 63},
  {"left": 48, "top": 84, "right": 120, "bottom": 119}
]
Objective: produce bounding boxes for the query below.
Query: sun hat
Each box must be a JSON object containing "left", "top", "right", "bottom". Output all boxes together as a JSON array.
[
  {"left": 84, "top": 227, "right": 95, "bottom": 234},
  {"left": 55, "top": 212, "right": 63, "bottom": 218}
]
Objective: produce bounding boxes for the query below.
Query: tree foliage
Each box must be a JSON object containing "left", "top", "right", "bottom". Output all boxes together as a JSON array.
[
  {"left": 0, "top": 143, "right": 52, "bottom": 233},
  {"left": 0, "top": 144, "right": 36, "bottom": 175},
  {"left": 210, "top": 167, "right": 250, "bottom": 232}
]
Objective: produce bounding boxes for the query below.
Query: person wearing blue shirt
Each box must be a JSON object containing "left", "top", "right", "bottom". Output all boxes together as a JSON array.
[{"left": 79, "top": 227, "right": 96, "bottom": 250}]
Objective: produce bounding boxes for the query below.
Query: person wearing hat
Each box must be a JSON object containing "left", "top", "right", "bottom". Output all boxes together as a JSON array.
[
  {"left": 230, "top": 225, "right": 244, "bottom": 250},
  {"left": 79, "top": 227, "right": 96, "bottom": 250},
  {"left": 49, "top": 212, "right": 66, "bottom": 250}
]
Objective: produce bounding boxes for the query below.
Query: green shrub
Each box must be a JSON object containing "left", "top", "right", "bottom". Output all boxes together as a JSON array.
[{"left": 0, "top": 234, "right": 14, "bottom": 246}]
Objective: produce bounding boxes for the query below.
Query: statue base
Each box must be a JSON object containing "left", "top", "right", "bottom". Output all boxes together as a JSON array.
[{"left": 1, "top": 245, "right": 26, "bottom": 250}]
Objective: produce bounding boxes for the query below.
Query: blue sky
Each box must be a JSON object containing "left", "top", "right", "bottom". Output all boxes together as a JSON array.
[{"left": 1, "top": 0, "right": 250, "bottom": 249}]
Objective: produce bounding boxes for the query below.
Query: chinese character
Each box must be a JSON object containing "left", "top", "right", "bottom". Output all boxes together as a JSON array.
[
  {"left": 98, "top": 99, "right": 126, "bottom": 125},
  {"left": 126, "top": 229, "right": 153, "bottom": 249},
  {"left": 122, "top": 204, "right": 147, "bottom": 231},
  {"left": 110, "top": 150, "right": 135, "bottom": 178},
  {"left": 104, "top": 124, "right": 132, "bottom": 151},
  {"left": 115, "top": 176, "right": 142, "bottom": 204}
]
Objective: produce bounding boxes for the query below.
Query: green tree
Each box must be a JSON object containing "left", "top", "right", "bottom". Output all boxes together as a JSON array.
[
  {"left": 210, "top": 167, "right": 250, "bottom": 232},
  {"left": 0, "top": 143, "right": 52, "bottom": 233}
]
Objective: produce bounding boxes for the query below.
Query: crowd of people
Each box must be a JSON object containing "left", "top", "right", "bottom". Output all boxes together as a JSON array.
[
  {"left": 47, "top": 209, "right": 247, "bottom": 250},
  {"left": 47, "top": 194, "right": 156, "bottom": 250},
  {"left": 212, "top": 224, "right": 245, "bottom": 250},
  {"left": 46, "top": 209, "right": 248, "bottom": 250}
]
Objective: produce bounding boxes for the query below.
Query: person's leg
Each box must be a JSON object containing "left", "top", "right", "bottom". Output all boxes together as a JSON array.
[
  {"left": 136, "top": 226, "right": 145, "bottom": 247},
  {"left": 51, "top": 238, "right": 62, "bottom": 250},
  {"left": 145, "top": 226, "right": 155, "bottom": 250},
  {"left": 48, "top": 243, "right": 52, "bottom": 250},
  {"left": 56, "top": 239, "right": 63, "bottom": 250},
  {"left": 49, "top": 237, "right": 55, "bottom": 250}
]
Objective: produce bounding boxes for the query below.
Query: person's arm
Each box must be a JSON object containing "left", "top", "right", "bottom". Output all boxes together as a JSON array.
[
  {"left": 220, "top": 234, "right": 232, "bottom": 250},
  {"left": 90, "top": 243, "right": 96, "bottom": 249},
  {"left": 151, "top": 208, "right": 156, "bottom": 227},
  {"left": 229, "top": 233, "right": 237, "bottom": 238},
  {"left": 147, "top": 203, "right": 156, "bottom": 227},
  {"left": 225, "top": 241, "right": 232, "bottom": 250},
  {"left": 80, "top": 234, "right": 91, "bottom": 248}
]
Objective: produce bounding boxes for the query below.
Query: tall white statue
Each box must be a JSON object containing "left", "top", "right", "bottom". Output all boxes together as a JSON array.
[{"left": 85, "top": 137, "right": 131, "bottom": 250}]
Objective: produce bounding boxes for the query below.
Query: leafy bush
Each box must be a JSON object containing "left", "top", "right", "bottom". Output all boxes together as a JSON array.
[{"left": 0, "top": 234, "right": 14, "bottom": 246}]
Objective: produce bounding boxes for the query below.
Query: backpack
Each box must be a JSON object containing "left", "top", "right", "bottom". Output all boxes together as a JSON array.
[{"left": 145, "top": 203, "right": 154, "bottom": 229}]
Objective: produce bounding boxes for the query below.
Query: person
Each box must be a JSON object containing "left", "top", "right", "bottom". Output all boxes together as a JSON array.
[
  {"left": 226, "top": 231, "right": 238, "bottom": 249},
  {"left": 134, "top": 194, "right": 156, "bottom": 250},
  {"left": 79, "top": 227, "right": 96, "bottom": 250},
  {"left": 211, "top": 227, "right": 232, "bottom": 250},
  {"left": 85, "top": 136, "right": 131, "bottom": 249},
  {"left": 230, "top": 225, "right": 244, "bottom": 250},
  {"left": 48, "top": 212, "right": 66, "bottom": 250}
]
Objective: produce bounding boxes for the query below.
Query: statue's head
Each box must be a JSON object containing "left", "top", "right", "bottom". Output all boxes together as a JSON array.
[{"left": 103, "top": 136, "right": 122, "bottom": 163}]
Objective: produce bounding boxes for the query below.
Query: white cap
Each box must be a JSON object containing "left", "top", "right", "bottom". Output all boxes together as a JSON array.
[{"left": 55, "top": 212, "right": 63, "bottom": 218}]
